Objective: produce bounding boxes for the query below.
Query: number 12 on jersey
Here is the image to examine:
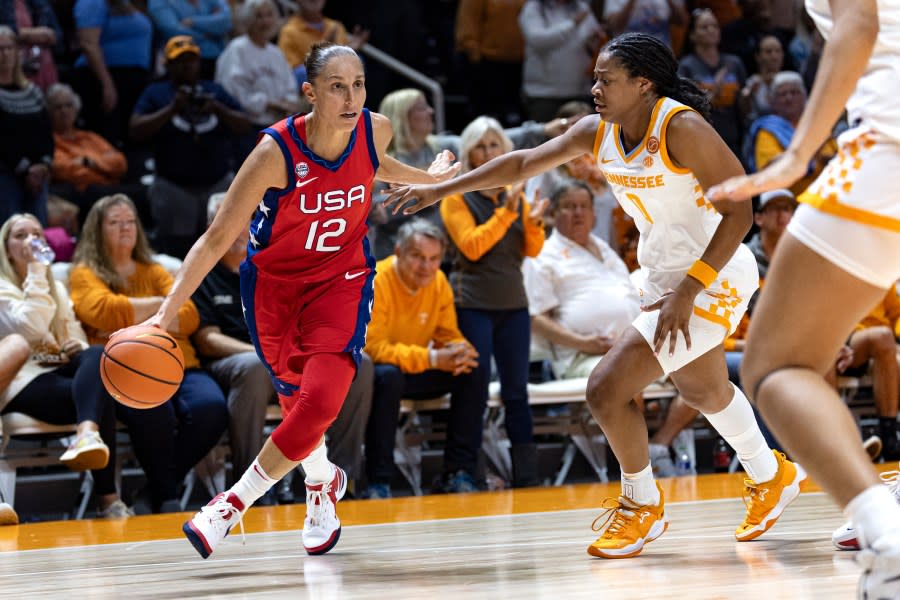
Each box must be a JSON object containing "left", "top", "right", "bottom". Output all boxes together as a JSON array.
[{"left": 304, "top": 218, "right": 346, "bottom": 252}]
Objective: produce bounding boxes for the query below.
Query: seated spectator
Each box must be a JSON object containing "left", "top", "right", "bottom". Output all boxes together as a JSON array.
[
  {"left": 0, "top": 26, "right": 52, "bottom": 226},
  {"left": 441, "top": 116, "right": 547, "bottom": 489},
  {"left": 841, "top": 288, "right": 900, "bottom": 460},
  {"left": 215, "top": 0, "right": 303, "bottom": 129},
  {"left": 745, "top": 71, "right": 837, "bottom": 195},
  {"left": 518, "top": 0, "right": 601, "bottom": 121},
  {"left": 71, "top": 0, "right": 152, "bottom": 146},
  {"left": 603, "top": 0, "right": 687, "bottom": 49},
  {"left": 371, "top": 87, "right": 571, "bottom": 259},
  {"left": 523, "top": 181, "right": 640, "bottom": 380},
  {"left": 69, "top": 194, "right": 229, "bottom": 513},
  {"left": 0, "top": 213, "right": 132, "bottom": 518},
  {"left": 192, "top": 193, "right": 373, "bottom": 490},
  {"left": 364, "top": 219, "right": 480, "bottom": 497},
  {"left": 47, "top": 84, "right": 151, "bottom": 229},
  {"left": 738, "top": 34, "right": 785, "bottom": 124},
  {"left": 278, "top": 0, "right": 368, "bottom": 69},
  {"left": 678, "top": 8, "right": 746, "bottom": 156},
  {"left": 48, "top": 83, "right": 126, "bottom": 192},
  {"left": 0, "top": 332, "right": 28, "bottom": 525},
  {"left": 0, "top": 0, "right": 61, "bottom": 90},
  {"left": 130, "top": 36, "right": 251, "bottom": 258},
  {"left": 148, "top": 0, "right": 231, "bottom": 78}
]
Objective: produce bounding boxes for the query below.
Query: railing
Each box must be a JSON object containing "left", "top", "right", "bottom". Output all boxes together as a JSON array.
[{"left": 359, "top": 43, "right": 446, "bottom": 133}]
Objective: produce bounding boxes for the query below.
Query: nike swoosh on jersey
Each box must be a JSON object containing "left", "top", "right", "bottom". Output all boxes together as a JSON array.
[
  {"left": 345, "top": 270, "right": 367, "bottom": 280},
  {"left": 295, "top": 176, "right": 320, "bottom": 188},
  {"left": 600, "top": 157, "right": 615, "bottom": 164}
]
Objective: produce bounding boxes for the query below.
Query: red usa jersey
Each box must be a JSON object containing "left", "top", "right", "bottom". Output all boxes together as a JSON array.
[{"left": 248, "top": 108, "right": 378, "bottom": 281}]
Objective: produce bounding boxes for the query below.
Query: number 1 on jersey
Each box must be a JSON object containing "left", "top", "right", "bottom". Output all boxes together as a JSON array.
[
  {"left": 625, "top": 193, "right": 654, "bottom": 224},
  {"left": 304, "top": 218, "right": 347, "bottom": 252}
]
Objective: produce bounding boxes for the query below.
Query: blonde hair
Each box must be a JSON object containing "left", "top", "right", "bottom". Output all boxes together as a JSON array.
[
  {"left": 0, "top": 214, "right": 67, "bottom": 344},
  {"left": 458, "top": 116, "right": 513, "bottom": 173},
  {"left": 73, "top": 194, "right": 155, "bottom": 292},
  {"left": 378, "top": 88, "right": 429, "bottom": 155},
  {"left": 0, "top": 26, "right": 28, "bottom": 89}
]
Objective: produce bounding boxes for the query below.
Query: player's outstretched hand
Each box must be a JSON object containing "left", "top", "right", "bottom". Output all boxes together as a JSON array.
[
  {"left": 708, "top": 149, "right": 808, "bottom": 202},
  {"left": 384, "top": 184, "right": 441, "bottom": 215},
  {"left": 641, "top": 288, "right": 694, "bottom": 357},
  {"left": 427, "top": 149, "right": 461, "bottom": 183}
]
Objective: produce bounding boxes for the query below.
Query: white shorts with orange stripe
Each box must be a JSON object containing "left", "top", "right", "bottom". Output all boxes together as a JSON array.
[
  {"left": 630, "top": 243, "right": 758, "bottom": 374},
  {"left": 790, "top": 126, "right": 900, "bottom": 289}
]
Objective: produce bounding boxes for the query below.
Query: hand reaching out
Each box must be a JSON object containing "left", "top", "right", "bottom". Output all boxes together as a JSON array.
[
  {"left": 708, "top": 150, "right": 808, "bottom": 203},
  {"left": 427, "top": 149, "right": 461, "bottom": 183}
]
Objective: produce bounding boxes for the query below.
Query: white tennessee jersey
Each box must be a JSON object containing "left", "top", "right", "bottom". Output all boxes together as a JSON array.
[
  {"left": 806, "top": 0, "right": 900, "bottom": 142},
  {"left": 593, "top": 96, "right": 721, "bottom": 273}
]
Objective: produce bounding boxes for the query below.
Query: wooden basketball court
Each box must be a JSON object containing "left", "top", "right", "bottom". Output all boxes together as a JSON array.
[{"left": 0, "top": 471, "right": 875, "bottom": 598}]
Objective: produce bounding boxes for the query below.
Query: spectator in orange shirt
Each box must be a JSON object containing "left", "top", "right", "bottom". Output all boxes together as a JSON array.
[
  {"left": 840, "top": 287, "right": 900, "bottom": 460},
  {"left": 364, "top": 219, "right": 480, "bottom": 498},
  {"left": 47, "top": 82, "right": 152, "bottom": 230},
  {"left": 48, "top": 83, "right": 127, "bottom": 191},
  {"left": 277, "top": 0, "right": 368, "bottom": 69}
]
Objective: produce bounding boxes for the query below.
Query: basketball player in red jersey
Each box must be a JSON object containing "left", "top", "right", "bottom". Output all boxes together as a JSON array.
[{"left": 143, "top": 41, "right": 460, "bottom": 559}]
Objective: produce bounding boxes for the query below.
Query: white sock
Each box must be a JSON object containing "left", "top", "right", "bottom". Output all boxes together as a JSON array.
[
  {"left": 300, "top": 442, "right": 333, "bottom": 483},
  {"left": 845, "top": 484, "right": 900, "bottom": 548},
  {"left": 231, "top": 458, "right": 276, "bottom": 508},
  {"left": 621, "top": 463, "right": 660, "bottom": 506},
  {"left": 703, "top": 384, "right": 778, "bottom": 483}
]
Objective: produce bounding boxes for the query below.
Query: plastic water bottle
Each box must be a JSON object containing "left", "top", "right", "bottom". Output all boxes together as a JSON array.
[
  {"left": 712, "top": 437, "right": 732, "bottom": 473},
  {"left": 675, "top": 450, "right": 692, "bottom": 475},
  {"left": 30, "top": 238, "right": 55, "bottom": 266}
]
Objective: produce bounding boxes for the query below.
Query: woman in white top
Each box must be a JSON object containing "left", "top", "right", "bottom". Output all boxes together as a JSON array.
[
  {"left": 710, "top": 1, "right": 900, "bottom": 595},
  {"left": 215, "top": 0, "right": 303, "bottom": 128},
  {"left": 0, "top": 213, "right": 131, "bottom": 518},
  {"left": 387, "top": 32, "right": 803, "bottom": 560}
]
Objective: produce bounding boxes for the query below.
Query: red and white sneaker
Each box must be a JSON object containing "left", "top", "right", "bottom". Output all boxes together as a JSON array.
[
  {"left": 302, "top": 465, "right": 347, "bottom": 555},
  {"left": 183, "top": 492, "right": 246, "bottom": 559},
  {"left": 832, "top": 468, "right": 900, "bottom": 551}
]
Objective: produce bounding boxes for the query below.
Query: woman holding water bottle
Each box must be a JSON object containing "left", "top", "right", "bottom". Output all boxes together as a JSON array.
[{"left": 0, "top": 213, "right": 134, "bottom": 518}]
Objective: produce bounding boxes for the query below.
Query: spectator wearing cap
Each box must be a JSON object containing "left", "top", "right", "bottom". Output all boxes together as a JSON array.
[
  {"left": 746, "top": 189, "right": 796, "bottom": 281},
  {"left": 129, "top": 36, "right": 251, "bottom": 258},
  {"left": 744, "top": 71, "right": 838, "bottom": 195},
  {"left": 148, "top": 0, "right": 231, "bottom": 78}
]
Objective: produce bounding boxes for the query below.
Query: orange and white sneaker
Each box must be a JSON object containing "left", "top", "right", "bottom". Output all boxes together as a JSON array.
[
  {"left": 735, "top": 450, "right": 806, "bottom": 541},
  {"left": 587, "top": 482, "right": 668, "bottom": 559}
]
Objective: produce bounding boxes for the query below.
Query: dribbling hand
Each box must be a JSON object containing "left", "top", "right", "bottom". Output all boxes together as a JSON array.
[{"left": 707, "top": 150, "right": 808, "bottom": 202}]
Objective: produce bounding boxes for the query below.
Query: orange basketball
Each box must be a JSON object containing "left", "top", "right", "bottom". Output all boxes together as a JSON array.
[{"left": 100, "top": 325, "right": 184, "bottom": 409}]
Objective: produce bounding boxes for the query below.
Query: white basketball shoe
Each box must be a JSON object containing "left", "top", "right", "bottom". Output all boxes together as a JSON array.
[
  {"left": 833, "top": 469, "right": 900, "bottom": 551},
  {"left": 858, "top": 535, "right": 900, "bottom": 599},
  {"left": 183, "top": 492, "right": 246, "bottom": 559},
  {"left": 302, "top": 465, "right": 347, "bottom": 555}
]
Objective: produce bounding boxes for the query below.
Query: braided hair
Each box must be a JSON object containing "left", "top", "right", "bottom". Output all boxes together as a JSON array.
[{"left": 603, "top": 33, "right": 712, "bottom": 121}]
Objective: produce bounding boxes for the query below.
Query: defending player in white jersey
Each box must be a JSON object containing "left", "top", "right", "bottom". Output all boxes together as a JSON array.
[
  {"left": 385, "top": 32, "right": 805, "bottom": 559},
  {"left": 709, "top": 1, "right": 900, "bottom": 596}
]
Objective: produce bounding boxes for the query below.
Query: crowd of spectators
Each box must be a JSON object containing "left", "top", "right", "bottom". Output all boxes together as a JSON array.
[{"left": 1, "top": 0, "right": 893, "bottom": 522}]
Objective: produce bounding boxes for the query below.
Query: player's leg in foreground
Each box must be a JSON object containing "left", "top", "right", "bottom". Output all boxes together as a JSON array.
[
  {"left": 669, "top": 347, "right": 806, "bottom": 542},
  {"left": 741, "top": 234, "right": 900, "bottom": 598},
  {"left": 183, "top": 352, "right": 355, "bottom": 558},
  {"left": 584, "top": 328, "right": 671, "bottom": 558}
]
